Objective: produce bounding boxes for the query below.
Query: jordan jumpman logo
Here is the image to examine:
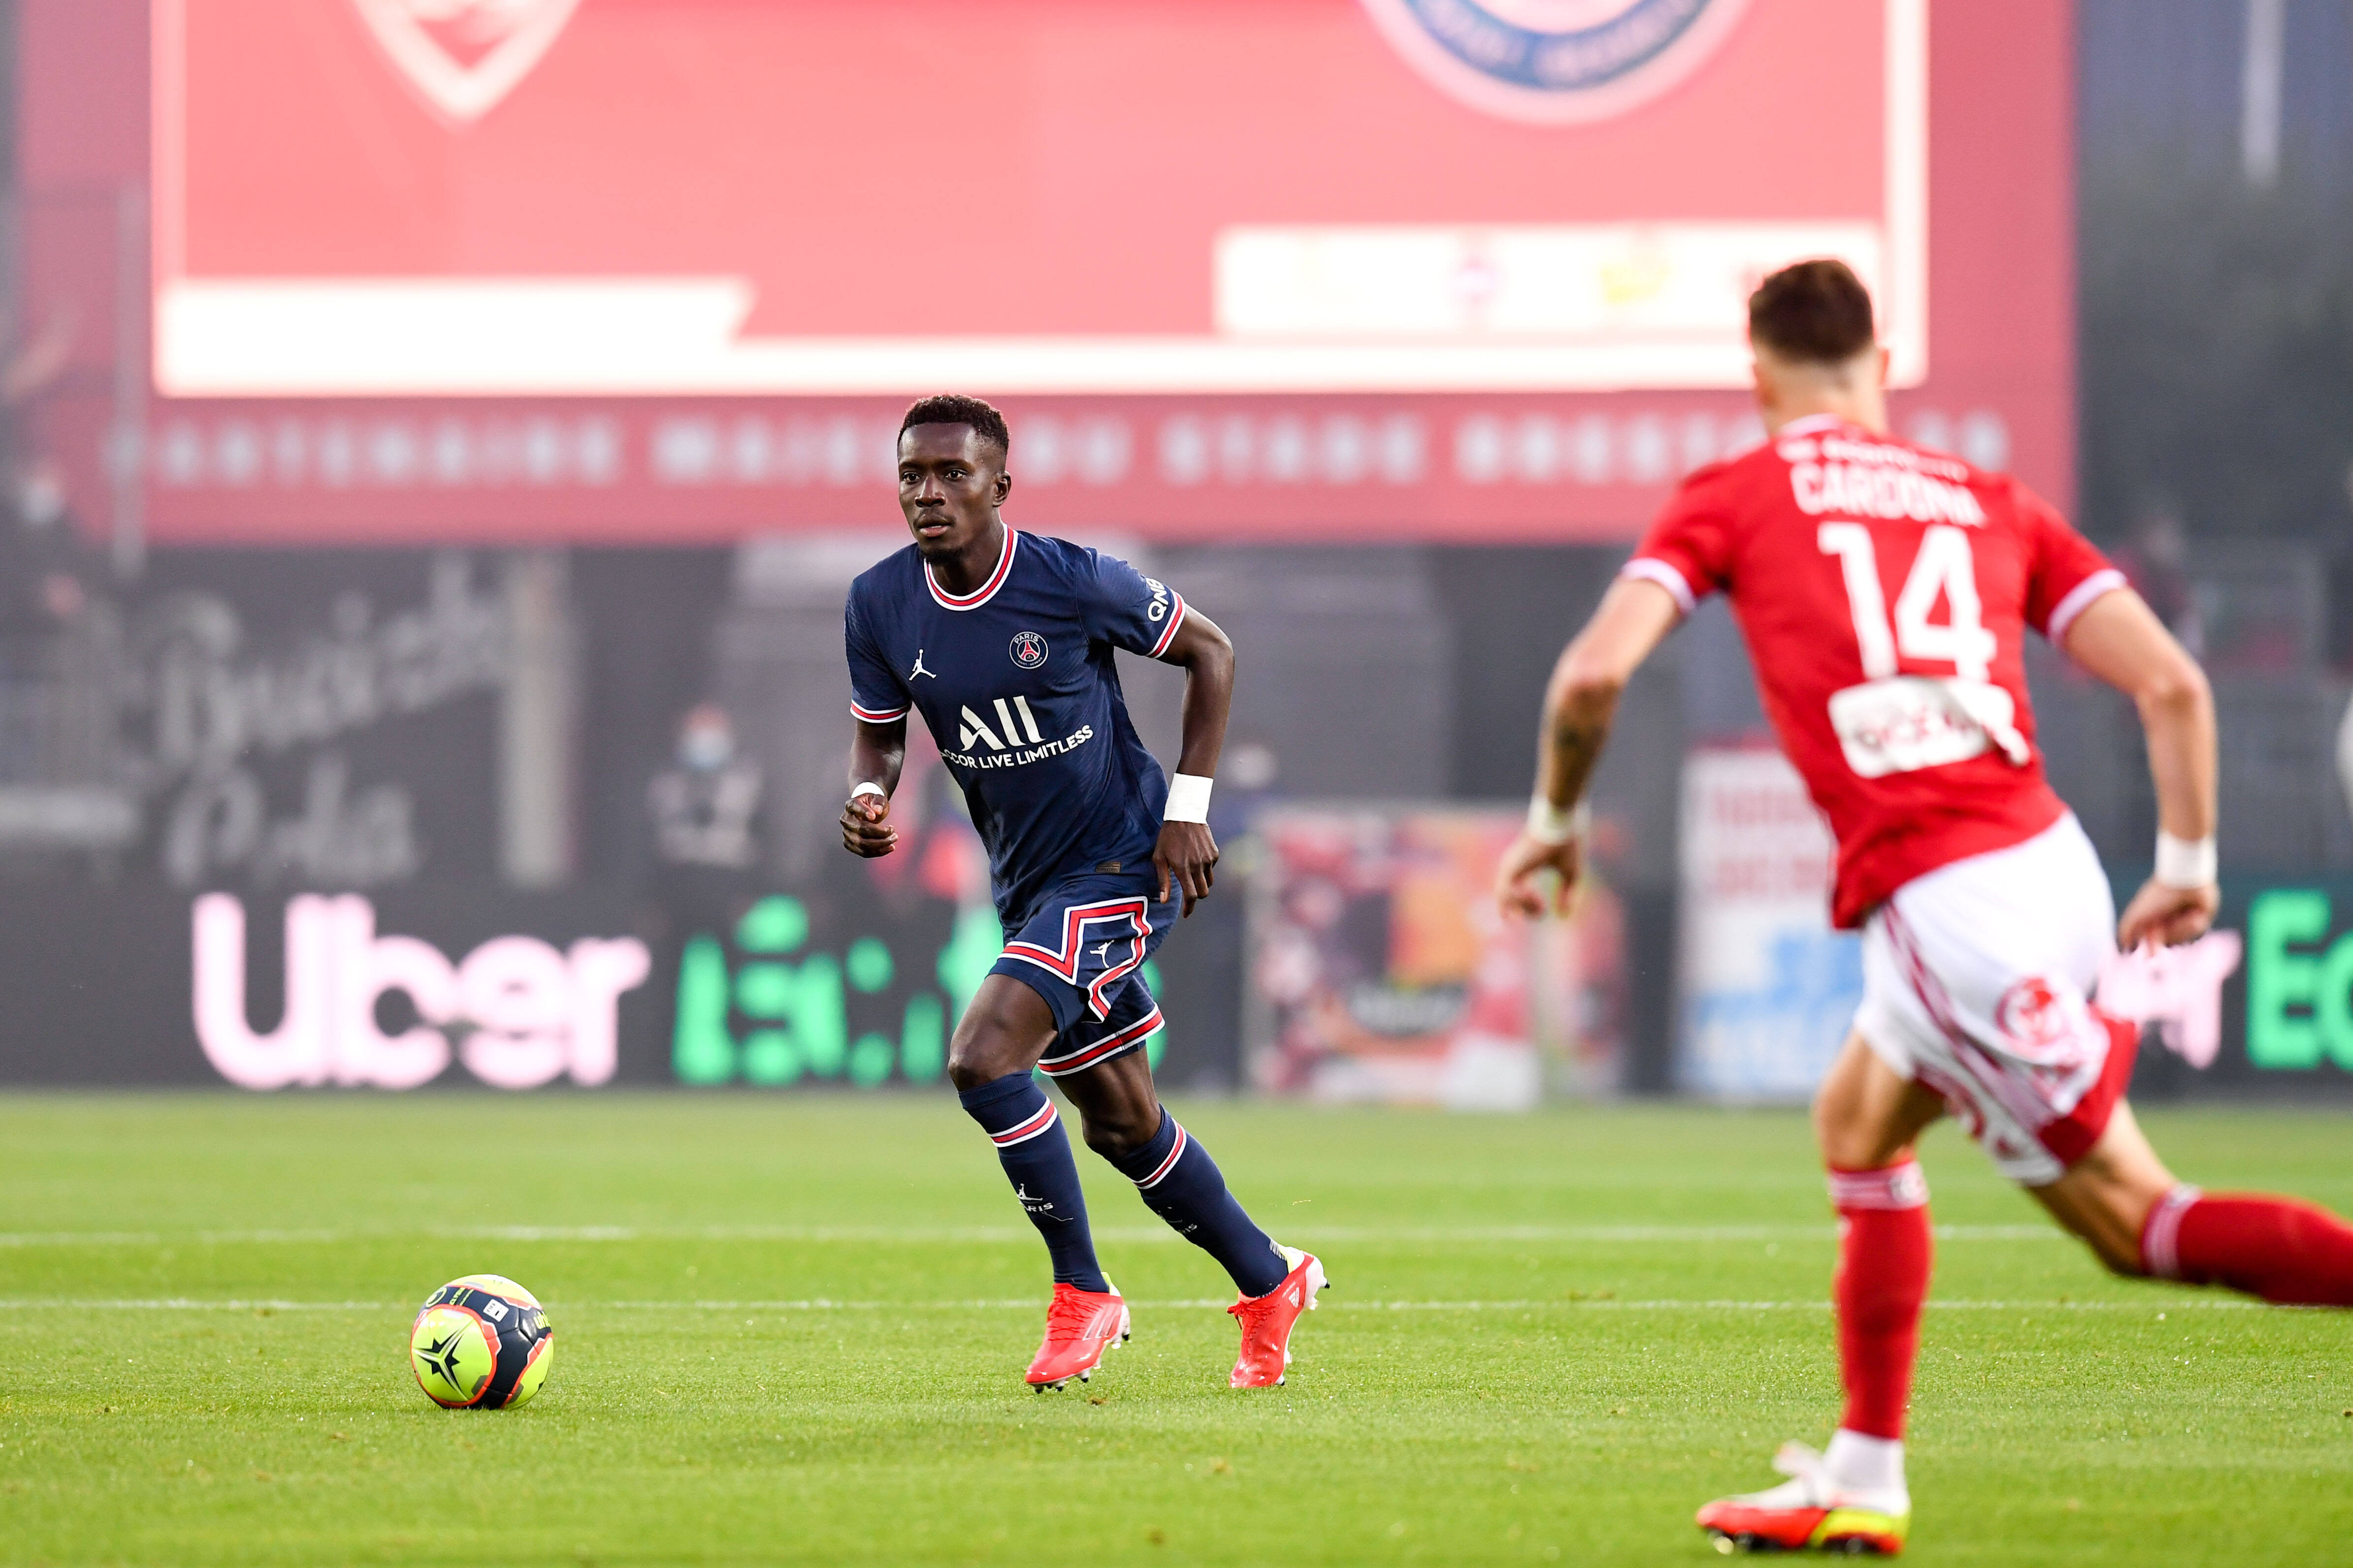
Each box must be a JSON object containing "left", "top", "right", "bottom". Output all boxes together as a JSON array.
[{"left": 910, "top": 650, "right": 935, "bottom": 680}]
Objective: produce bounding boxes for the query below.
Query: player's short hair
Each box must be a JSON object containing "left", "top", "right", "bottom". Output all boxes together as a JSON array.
[
  {"left": 1747, "top": 260, "right": 1877, "bottom": 364},
  {"left": 899, "top": 394, "right": 1010, "bottom": 462}
]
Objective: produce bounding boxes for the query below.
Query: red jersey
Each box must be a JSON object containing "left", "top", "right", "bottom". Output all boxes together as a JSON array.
[{"left": 1627, "top": 413, "right": 2125, "bottom": 929}]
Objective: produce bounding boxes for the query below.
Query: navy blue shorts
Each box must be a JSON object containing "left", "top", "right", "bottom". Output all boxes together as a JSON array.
[{"left": 990, "top": 868, "right": 1175, "bottom": 1078}]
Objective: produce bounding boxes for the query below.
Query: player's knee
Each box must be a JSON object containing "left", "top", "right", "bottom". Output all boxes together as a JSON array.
[
  {"left": 946, "top": 1040, "right": 1024, "bottom": 1093},
  {"left": 1812, "top": 1096, "right": 1877, "bottom": 1171},
  {"left": 1810, "top": 1061, "right": 1863, "bottom": 1163},
  {"left": 946, "top": 1011, "right": 1031, "bottom": 1091},
  {"left": 1079, "top": 1108, "right": 1157, "bottom": 1161},
  {"left": 1810, "top": 1095, "right": 1842, "bottom": 1162}
]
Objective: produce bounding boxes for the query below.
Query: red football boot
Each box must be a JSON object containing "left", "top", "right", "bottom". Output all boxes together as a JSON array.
[
  {"left": 1227, "top": 1246, "right": 1326, "bottom": 1388},
  {"left": 1026, "top": 1280, "right": 1129, "bottom": 1390},
  {"left": 1694, "top": 1442, "right": 1910, "bottom": 1556}
]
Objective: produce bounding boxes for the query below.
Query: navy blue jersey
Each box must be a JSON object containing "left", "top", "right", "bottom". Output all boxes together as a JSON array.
[{"left": 845, "top": 530, "right": 1186, "bottom": 926}]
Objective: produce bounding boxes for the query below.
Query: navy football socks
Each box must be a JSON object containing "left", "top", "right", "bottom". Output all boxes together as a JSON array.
[
  {"left": 1110, "top": 1111, "right": 1289, "bottom": 1298},
  {"left": 957, "top": 1072, "right": 1110, "bottom": 1294}
]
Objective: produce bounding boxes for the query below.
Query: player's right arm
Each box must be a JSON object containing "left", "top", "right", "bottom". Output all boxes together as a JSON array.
[
  {"left": 841, "top": 717, "right": 907, "bottom": 858},
  {"left": 842, "top": 587, "right": 912, "bottom": 858},
  {"left": 2060, "top": 588, "right": 2220, "bottom": 948},
  {"left": 1494, "top": 576, "right": 1683, "bottom": 918}
]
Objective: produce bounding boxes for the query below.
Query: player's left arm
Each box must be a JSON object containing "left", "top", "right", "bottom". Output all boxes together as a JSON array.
[
  {"left": 1152, "top": 610, "right": 1233, "bottom": 917},
  {"left": 2061, "top": 587, "right": 2220, "bottom": 949},
  {"left": 1494, "top": 578, "right": 1683, "bottom": 919}
]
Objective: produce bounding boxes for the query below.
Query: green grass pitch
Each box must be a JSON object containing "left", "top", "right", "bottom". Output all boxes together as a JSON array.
[{"left": 3, "top": 1094, "right": 2350, "bottom": 1566}]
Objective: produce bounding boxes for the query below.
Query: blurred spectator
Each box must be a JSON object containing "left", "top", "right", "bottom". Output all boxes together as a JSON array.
[
  {"left": 0, "top": 462, "right": 106, "bottom": 793},
  {"left": 647, "top": 702, "right": 764, "bottom": 870},
  {"left": 0, "top": 462, "right": 99, "bottom": 650},
  {"left": 641, "top": 702, "right": 768, "bottom": 1062},
  {"left": 2110, "top": 498, "right": 2203, "bottom": 657}
]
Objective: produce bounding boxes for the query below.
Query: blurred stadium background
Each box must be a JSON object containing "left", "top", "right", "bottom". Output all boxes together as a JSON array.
[
  {"left": 18, "top": 5, "right": 2353, "bottom": 1562},
  {"left": 1, "top": 0, "right": 2349, "bottom": 1111}
]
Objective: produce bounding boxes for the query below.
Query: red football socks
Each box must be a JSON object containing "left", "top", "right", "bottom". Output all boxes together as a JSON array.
[
  {"left": 1829, "top": 1161, "right": 1934, "bottom": 1441},
  {"left": 2142, "top": 1185, "right": 2353, "bottom": 1306}
]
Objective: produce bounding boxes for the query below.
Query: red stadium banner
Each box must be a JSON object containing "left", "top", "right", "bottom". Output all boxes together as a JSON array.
[
  {"left": 22, "top": 0, "right": 2075, "bottom": 544},
  {"left": 154, "top": 0, "right": 1924, "bottom": 398}
]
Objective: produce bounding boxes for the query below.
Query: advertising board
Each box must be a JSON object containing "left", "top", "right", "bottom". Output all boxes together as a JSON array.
[
  {"left": 0, "top": 840, "right": 1202, "bottom": 1092},
  {"left": 1670, "top": 741, "right": 2309, "bottom": 1100},
  {"left": 1674, "top": 745, "right": 1860, "bottom": 1099},
  {"left": 0, "top": 883, "right": 659, "bottom": 1087},
  {"left": 2161, "top": 880, "right": 2353, "bottom": 1094},
  {"left": 1247, "top": 806, "right": 1624, "bottom": 1108},
  {"left": 190, "top": 889, "right": 649, "bottom": 1089},
  {"left": 153, "top": 0, "right": 1922, "bottom": 399},
  {"left": 0, "top": 549, "right": 513, "bottom": 887},
  {"left": 21, "top": 0, "right": 2077, "bottom": 543}
]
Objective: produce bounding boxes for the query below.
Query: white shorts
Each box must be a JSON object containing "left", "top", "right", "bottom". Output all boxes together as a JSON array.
[{"left": 1854, "top": 813, "right": 2136, "bottom": 1186}]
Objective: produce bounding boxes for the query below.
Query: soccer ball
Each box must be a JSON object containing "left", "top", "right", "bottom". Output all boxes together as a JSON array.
[{"left": 408, "top": 1274, "right": 555, "bottom": 1409}]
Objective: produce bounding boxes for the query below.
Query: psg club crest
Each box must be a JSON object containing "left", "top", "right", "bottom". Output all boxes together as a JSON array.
[
  {"left": 1009, "top": 632, "right": 1049, "bottom": 670},
  {"left": 1356, "top": 0, "right": 1751, "bottom": 125},
  {"left": 348, "top": 0, "right": 582, "bottom": 126}
]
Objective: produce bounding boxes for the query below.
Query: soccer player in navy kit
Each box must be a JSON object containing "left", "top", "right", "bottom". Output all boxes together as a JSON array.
[{"left": 840, "top": 395, "right": 1325, "bottom": 1391}]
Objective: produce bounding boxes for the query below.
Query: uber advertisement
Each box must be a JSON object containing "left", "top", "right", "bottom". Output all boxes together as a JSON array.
[
  {"left": 0, "top": 874, "right": 1065, "bottom": 1092},
  {"left": 2233, "top": 883, "right": 2353, "bottom": 1083},
  {"left": 2100, "top": 878, "right": 2353, "bottom": 1098},
  {"left": 0, "top": 545, "right": 1207, "bottom": 1090}
]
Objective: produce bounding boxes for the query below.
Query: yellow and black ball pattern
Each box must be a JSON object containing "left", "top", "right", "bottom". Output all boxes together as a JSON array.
[{"left": 408, "top": 1274, "right": 555, "bottom": 1410}]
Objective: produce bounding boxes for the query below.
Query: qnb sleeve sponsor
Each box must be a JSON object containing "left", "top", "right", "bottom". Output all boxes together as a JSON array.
[
  {"left": 1622, "top": 415, "right": 2126, "bottom": 929},
  {"left": 1080, "top": 550, "right": 1189, "bottom": 660}
]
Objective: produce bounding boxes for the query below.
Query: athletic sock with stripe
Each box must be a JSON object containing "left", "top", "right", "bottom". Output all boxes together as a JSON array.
[
  {"left": 2143, "top": 1185, "right": 2353, "bottom": 1305},
  {"left": 1107, "top": 1111, "right": 1288, "bottom": 1298},
  {"left": 1829, "top": 1160, "right": 1933, "bottom": 1444},
  {"left": 958, "top": 1072, "right": 1109, "bottom": 1294}
]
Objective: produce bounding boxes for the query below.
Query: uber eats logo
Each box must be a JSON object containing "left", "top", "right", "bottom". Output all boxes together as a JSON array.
[
  {"left": 2247, "top": 890, "right": 2353, "bottom": 1069},
  {"left": 671, "top": 895, "right": 1169, "bottom": 1088},
  {"left": 675, "top": 896, "right": 976, "bottom": 1088}
]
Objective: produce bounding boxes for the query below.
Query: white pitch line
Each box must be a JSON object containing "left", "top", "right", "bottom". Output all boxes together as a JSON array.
[
  {"left": 0, "top": 1223, "right": 2060, "bottom": 1248},
  {"left": 569, "top": 1296, "right": 2252, "bottom": 1314},
  {"left": 0, "top": 1299, "right": 407, "bottom": 1312},
  {"left": 0, "top": 1296, "right": 2257, "bottom": 1314}
]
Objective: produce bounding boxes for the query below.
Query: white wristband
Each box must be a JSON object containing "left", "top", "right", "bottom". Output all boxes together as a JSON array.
[
  {"left": 2154, "top": 830, "right": 2217, "bottom": 889},
  {"left": 1526, "top": 796, "right": 1591, "bottom": 847},
  {"left": 1164, "top": 773, "right": 1213, "bottom": 824},
  {"left": 850, "top": 782, "right": 887, "bottom": 802}
]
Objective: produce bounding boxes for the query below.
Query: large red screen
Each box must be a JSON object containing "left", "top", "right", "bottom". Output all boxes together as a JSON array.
[
  {"left": 21, "top": 0, "right": 2074, "bottom": 543},
  {"left": 156, "top": 0, "right": 1918, "bottom": 397}
]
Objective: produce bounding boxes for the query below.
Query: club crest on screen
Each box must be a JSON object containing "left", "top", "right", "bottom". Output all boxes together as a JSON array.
[
  {"left": 1009, "top": 632, "right": 1049, "bottom": 670},
  {"left": 1356, "top": 0, "right": 1751, "bottom": 125},
  {"left": 348, "top": 0, "right": 582, "bottom": 126}
]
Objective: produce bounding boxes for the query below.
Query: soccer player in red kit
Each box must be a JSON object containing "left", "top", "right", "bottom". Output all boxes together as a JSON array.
[{"left": 1496, "top": 260, "right": 2353, "bottom": 1556}]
